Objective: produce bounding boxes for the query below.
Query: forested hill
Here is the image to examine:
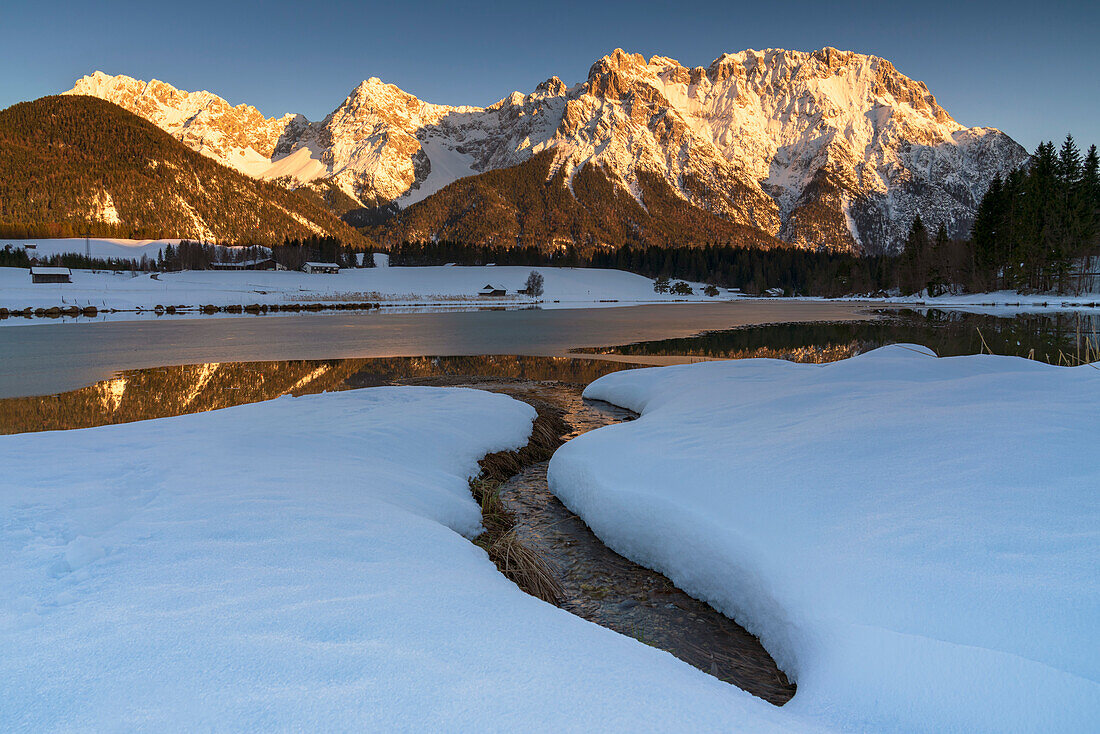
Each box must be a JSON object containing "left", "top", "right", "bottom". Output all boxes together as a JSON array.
[
  {"left": 374, "top": 150, "right": 782, "bottom": 252},
  {"left": 0, "top": 96, "right": 371, "bottom": 246}
]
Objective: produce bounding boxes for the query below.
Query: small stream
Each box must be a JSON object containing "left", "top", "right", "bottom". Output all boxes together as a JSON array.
[{"left": 393, "top": 375, "right": 796, "bottom": 706}]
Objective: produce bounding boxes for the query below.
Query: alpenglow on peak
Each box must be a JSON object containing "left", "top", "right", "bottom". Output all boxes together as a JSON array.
[{"left": 64, "top": 49, "right": 1027, "bottom": 253}]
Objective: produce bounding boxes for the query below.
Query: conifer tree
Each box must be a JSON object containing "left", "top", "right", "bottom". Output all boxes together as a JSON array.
[
  {"left": 899, "top": 215, "right": 930, "bottom": 294},
  {"left": 928, "top": 223, "right": 951, "bottom": 296},
  {"left": 970, "top": 174, "right": 1006, "bottom": 290}
]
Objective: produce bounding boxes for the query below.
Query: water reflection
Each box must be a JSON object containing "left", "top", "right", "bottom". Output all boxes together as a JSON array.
[
  {"left": 7, "top": 310, "right": 1100, "bottom": 435},
  {"left": 0, "top": 356, "right": 638, "bottom": 435},
  {"left": 580, "top": 309, "right": 1100, "bottom": 365}
]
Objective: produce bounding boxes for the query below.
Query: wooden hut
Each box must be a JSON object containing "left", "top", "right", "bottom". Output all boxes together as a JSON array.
[{"left": 29, "top": 266, "right": 72, "bottom": 284}]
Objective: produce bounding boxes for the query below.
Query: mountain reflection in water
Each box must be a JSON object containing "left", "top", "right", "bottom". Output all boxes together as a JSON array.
[
  {"left": 0, "top": 356, "right": 638, "bottom": 435},
  {"left": 6, "top": 309, "right": 1099, "bottom": 435}
]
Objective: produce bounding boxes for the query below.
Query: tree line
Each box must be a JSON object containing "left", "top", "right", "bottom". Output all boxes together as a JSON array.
[
  {"left": 388, "top": 239, "right": 892, "bottom": 296},
  {"left": 1, "top": 244, "right": 151, "bottom": 271},
  {"left": 158, "top": 237, "right": 370, "bottom": 271},
  {"left": 0, "top": 237, "right": 372, "bottom": 273},
  {"left": 898, "top": 135, "right": 1099, "bottom": 296}
]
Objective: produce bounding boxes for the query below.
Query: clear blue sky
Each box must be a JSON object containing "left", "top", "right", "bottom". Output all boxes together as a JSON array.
[{"left": 2, "top": 0, "right": 1096, "bottom": 151}]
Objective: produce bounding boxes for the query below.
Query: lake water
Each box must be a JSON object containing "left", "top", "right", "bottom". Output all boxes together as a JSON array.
[
  {"left": 1, "top": 304, "right": 1097, "bottom": 429},
  {"left": 0, "top": 302, "right": 869, "bottom": 398}
]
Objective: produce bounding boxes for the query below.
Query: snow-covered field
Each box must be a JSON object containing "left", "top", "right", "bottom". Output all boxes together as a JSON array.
[
  {"left": 3, "top": 237, "right": 220, "bottom": 262},
  {"left": 0, "top": 264, "right": 718, "bottom": 319},
  {"left": 0, "top": 387, "right": 813, "bottom": 731},
  {"left": 550, "top": 347, "right": 1100, "bottom": 732},
  {"left": 5, "top": 239, "right": 1099, "bottom": 323}
]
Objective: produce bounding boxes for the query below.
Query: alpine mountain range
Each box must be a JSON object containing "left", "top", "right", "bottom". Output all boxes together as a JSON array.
[{"left": 64, "top": 47, "right": 1029, "bottom": 253}]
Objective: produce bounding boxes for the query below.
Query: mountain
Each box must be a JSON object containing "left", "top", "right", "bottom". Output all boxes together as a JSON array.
[
  {"left": 378, "top": 149, "right": 781, "bottom": 250},
  {"left": 0, "top": 95, "right": 371, "bottom": 245},
  {"left": 65, "top": 49, "right": 1028, "bottom": 253}
]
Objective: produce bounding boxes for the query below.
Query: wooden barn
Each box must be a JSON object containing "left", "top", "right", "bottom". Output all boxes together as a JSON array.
[
  {"left": 29, "top": 266, "right": 72, "bottom": 284},
  {"left": 477, "top": 284, "right": 506, "bottom": 297}
]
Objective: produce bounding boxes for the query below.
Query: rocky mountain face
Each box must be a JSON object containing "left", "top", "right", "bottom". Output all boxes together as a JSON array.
[{"left": 65, "top": 49, "right": 1028, "bottom": 253}]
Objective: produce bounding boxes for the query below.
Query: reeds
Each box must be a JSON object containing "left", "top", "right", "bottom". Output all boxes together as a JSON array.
[
  {"left": 977, "top": 321, "right": 1100, "bottom": 368},
  {"left": 471, "top": 400, "right": 570, "bottom": 604},
  {"left": 481, "top": 529, "right": 564, "bottom": 604}
]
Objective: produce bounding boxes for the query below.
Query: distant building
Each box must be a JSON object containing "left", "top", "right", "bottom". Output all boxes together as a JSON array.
[
  {"left": 29, "top": 266, "right": 72, "bottom": 284},
  {"left": 210, "top": 258, "right": 284, "bottom": 271},
  {"left": 302, "top": 262, "right": 340, "bottom": 274},
  {"left": 477, "top": 284, "right": 506, "bottom": 297}
]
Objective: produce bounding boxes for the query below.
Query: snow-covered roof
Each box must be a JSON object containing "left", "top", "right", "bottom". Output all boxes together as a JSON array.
[
  {"left": 29, "top": 266, "right": 72, "bottom": 276},
  {"left": 304, "top": 262, "right": 339, "bottom": 268}
]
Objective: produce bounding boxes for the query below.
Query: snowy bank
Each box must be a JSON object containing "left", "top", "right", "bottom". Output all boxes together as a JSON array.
[
  {"left": 0, "top": 265, "right": 718, "bottom": 321},
  {"left": 549, "top": 347, "right": 1100, "bottom": 732},
  {"left": 1, "top": 388, "right": 816, "bottom": 731},
  {"left": 880, "top": 289, "right": 1100, "bottom": 313}
]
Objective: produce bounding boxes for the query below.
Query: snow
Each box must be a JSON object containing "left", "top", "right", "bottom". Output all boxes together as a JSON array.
[
  {"left": 224, "top": 144, "right": 282, "bottom": 179},
  {"left": 5, "top": 237, "right": 199, "bottom": 261},
  {"left": 0, "top": 387, "right": 820, "bottom": 731},
  {"left": 397, "top": 136, "right": 478, "bottom": 206},
  {"left": 28, "top": 266, "right": 71, "bottom": 276},
  {"left": 91, "top": 191, "right": 122, "bottom": 225},
  {"left": 548, "top": 346, "right": 1100, "bottom": 732},
  {"left": 257, "top": 144, "right": 328, "bottom": 183},
  {"left": 0, "top": 265, "right": 719, "bottom": 321}
]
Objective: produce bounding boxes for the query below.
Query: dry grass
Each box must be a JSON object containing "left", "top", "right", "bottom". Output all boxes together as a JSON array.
[
  {"left": 480, "top": 530, "right": 564, "bottom": 604},
  {"left": 471, "top": 478, "right": 510, "bottom": 536},
  {"left": 472, "top": 400, "right": 570, "bottom": 604},
  {"left": 478, "top": 406, "right": 569, "bottom": 481}
]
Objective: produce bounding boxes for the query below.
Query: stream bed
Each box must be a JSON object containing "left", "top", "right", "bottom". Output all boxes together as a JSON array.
[{"left": 392, "top": 374, "right": 796, "bottom": 706}]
